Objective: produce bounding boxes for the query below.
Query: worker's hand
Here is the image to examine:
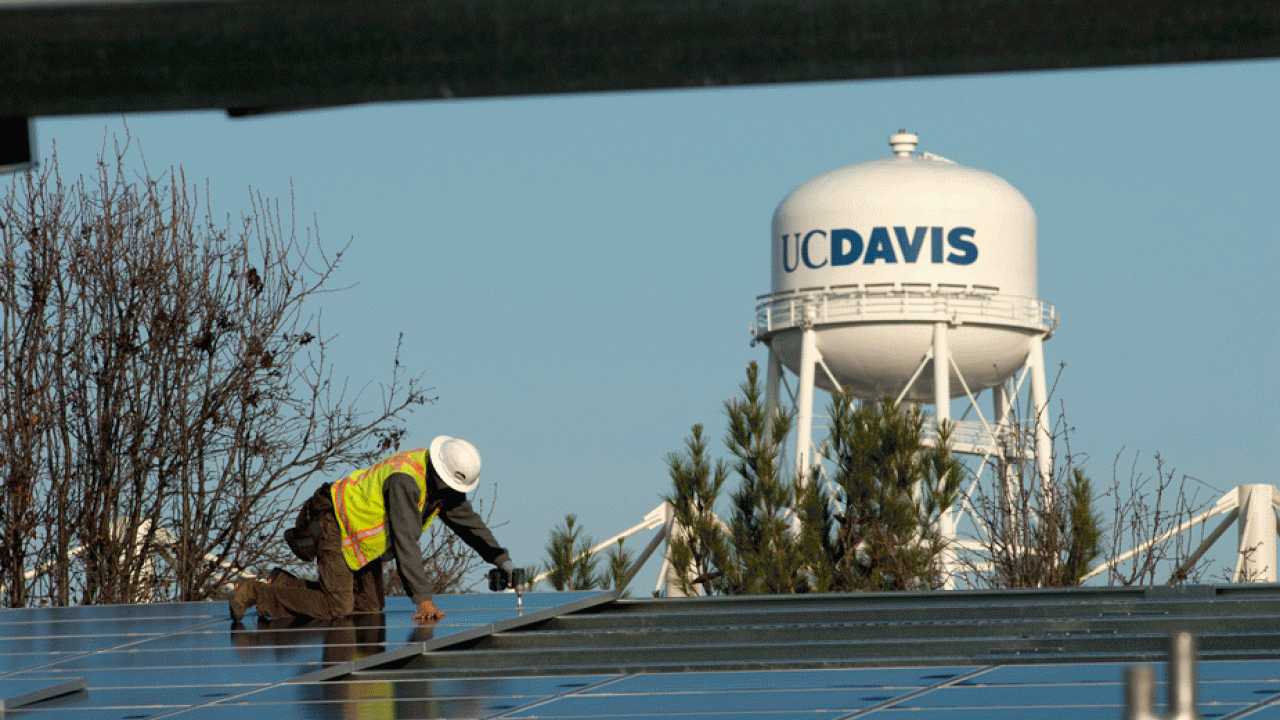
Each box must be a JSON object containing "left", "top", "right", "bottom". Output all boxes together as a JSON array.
[
  {"left": 413, "top": 599, "right": 445, "bottom": 622},
  {"left": 501, "top": 560, "right": 516, "bottom": 588}
]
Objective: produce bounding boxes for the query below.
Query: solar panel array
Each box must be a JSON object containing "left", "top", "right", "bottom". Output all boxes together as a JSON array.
[
  {"left": 0, "top": 591, "right": 600, "bottom": 718},
  {"left": 3, "top": 584, "right": 1280, "bottom": 719}
]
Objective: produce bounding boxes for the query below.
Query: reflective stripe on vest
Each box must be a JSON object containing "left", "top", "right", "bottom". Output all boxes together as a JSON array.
[{"left": 330, "top": 449, "right": 439, "bottom": 570}]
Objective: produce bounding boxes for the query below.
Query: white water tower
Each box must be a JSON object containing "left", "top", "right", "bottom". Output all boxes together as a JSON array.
[
  {"left": 753, "top": 131, "right": 1057, "bottom": 584},
  {"left": 565, "top": 131, "right": 1274, "bottom": 596}
]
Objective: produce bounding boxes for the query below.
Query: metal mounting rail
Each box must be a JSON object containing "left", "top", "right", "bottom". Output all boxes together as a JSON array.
[{"left": 753, "top": 289, "right": 1057, "bottom": 339}]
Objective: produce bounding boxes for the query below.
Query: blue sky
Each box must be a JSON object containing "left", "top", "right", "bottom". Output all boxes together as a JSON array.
[{"left": 23, "top": 58, "right": 1280, "bottom": 592}]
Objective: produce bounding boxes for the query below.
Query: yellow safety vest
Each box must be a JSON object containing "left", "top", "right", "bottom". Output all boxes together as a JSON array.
[{"left": 330, "top": 449, "right": 439, "bottom": 570}]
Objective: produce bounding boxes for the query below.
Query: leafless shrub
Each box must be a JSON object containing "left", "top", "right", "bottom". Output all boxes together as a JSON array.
[
  {"left": 1225, "top": 543, "right": 1269, "bottom": 584},
  {"left": 961, "top": 397, "right": 1103, "bottom": 588},
  {"left": 1103, "top": 451, "right": 1214, "bottom": 586},
  {"left": 0, "top": 136, "right": 431, "bottom": 606},
  {"left": 960, "top": 365, "right": 1212, "bottom": 588}
]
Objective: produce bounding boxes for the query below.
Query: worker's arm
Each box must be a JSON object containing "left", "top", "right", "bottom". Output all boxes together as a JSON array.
[
  {"left": 438, "top": 490, "right": 512, "bottom": 568},
  {"left": 383, "top": 473, "right": 436, "bottom": 605}
]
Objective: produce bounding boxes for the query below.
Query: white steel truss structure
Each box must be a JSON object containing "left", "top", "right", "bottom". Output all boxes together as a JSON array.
[{"left": 754, "top": 289, "right": 1058, "bottom": 589}]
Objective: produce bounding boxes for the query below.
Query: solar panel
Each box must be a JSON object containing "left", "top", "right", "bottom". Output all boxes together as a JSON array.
[
  {"left": 228, "top": 661, "right": 1276, "bottom": 720},
  {"left": 1242, "top": 705, "right": 1280, "bottom": 720},
  {"left": 0, "top": 591, "right": 611, "bottom": 717},
  {"left": 597, "top": 667, "right": 977, "bottom": 693},
  {"left": 5, "top": 586, "right": 1280, "bottom": 719},
  {"left": 505, "top": 689, "right": 884, "bottom": 716}
]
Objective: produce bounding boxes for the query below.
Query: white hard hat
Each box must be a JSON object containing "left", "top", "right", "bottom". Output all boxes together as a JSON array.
[{"left": 429, "top": 436, "right": 481, "bottom": 493}]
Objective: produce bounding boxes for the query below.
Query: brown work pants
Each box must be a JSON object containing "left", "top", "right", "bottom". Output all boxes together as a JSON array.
[{"left": 255, "top": 487, "right": 385, "bottom": 620}]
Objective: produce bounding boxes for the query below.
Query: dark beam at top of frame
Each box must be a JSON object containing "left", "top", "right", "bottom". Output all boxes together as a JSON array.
[{"left": 2, "top": 0, "right": 1278, "bottom": 118}]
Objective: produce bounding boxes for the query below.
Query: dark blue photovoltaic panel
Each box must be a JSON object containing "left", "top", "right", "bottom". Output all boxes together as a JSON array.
[
  {"left": 248, "top": 675, "right": 617, "bottom": 704},
  {"left": 963, "top": 660, "right": 1280, "bottom": 686},
  {"left": 10, "top": 663, "right": 307, "bottom": 686},
  {"left": 506, "top": 689, "right": 881, "bottom": 717},
  {"left": 0, "top": 631, "right": 164, "bottom": 654},
  {"left": 5, "top": 587, "right": 1280, "bottom": 719},
  {"left": 887, "top": 683, "right": 1257, "bottom": 709},
  {"left": 1233, "top": 703, "right": 1280, "bottom": 720},
  {"left": 0, "top": 602, "right": 219, "bottom": 623},
  {"left": 167, "top": 694, "right": 869, "bottom": 720},
  {"left": 865, "top": 708, "right": 1122, "bottom": 720},
  {"left": 174, "top": 675, "right": 627, "bottom": 720},
  {"left": 17, "top": 684, "right": 215, "bottom": 710},
  {"left": 1197, "top": 660, "right": 1280, "bottom": 683},
  {"left": 0, "top": 592, "right": 615, "bottom": 717},
  {"left": 170, "top": 697, "right": 604, "bottom": 720},
  {"left": 0, "top": 653, "right": 85, "bottom": 675},
  {"left": 477, "top": 591, "right": 604, "bottom": 611},
  {"left": 958, "top": 662, "right": 1135, "bottom": 685},
  {"left": 592, "top": 667, "right": 978, "bottom": 694},
  {"left": 180, "top": 702, "right": 860, "bottom": 712}
]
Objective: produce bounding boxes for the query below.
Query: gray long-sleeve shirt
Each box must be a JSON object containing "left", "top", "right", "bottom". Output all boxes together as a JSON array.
[{"left": 382, "top": 471, "right": 510, "bottom": 604}]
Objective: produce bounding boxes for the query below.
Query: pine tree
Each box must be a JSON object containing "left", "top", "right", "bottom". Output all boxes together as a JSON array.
[
  {"left": 540, "top": 514, "right": 599, "bottom": 591},
  {"left": 1062, "top": 468, "right": 1104, "bottom": 584},
  {"left": 601, "top": 540, "right": 636, "bottom": 598},
  {"left": 794, "top": 464, "right": 839, "bottom": 593},
  {"left": 825, "top": 395, "right": 962, "bottom": 591},
  {"left": 722, "top": 362, "right": 805, "bottom": 594},
  {"left": 663, "top": 424, "right": 731, "bottom": 596},
  {"left": 654, "top": 360, "right": 1109, "bottom": 595}
]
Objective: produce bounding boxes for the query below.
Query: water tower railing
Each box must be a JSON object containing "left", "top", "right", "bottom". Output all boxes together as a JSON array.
[
  {"left": 753, "top": 289, "right": 1057, "bottom": 338},
  {"left": 924, "top": 418, "right": 1033, "bottom": 457}
]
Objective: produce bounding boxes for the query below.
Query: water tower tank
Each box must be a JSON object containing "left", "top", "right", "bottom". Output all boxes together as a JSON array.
[{"left": 754, "top": 132, "right": 1055, "bottom": 401}]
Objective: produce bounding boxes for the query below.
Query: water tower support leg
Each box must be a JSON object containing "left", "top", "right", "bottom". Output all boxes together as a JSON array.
[
  {"left": 765, "top": 347, "right": 784, "bottom": 420},
  {"left": 992, "top": 381, "right": 1009, "bottom": 433},
  {"left": 1235, "top": 484, "right": 1277, "bottom": 582},
  {"left": 790, "top": 325, "right": 821, "bottom": 539},
  {"left": 656, "top": 503, "right": 676, "bottom": 596},
  {"left": 794, "top": 325, "right": 818, "bottom": 482},
  {"left": 932, "top": 322, "right": 950, "bottom": 424},
  {"left": 1027, "top": 335, "right": 1054, "bottom": 506},
  {"left": 932, "top": 322, "right": 957, "bottom": 589},
  {"left": 994, "top": 383, "right": 1021, "bottom": 539}
]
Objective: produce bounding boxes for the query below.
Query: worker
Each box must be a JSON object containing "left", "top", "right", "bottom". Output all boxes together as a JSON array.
[{"left": 229, "top": 436, "right": 516, "bottom": 622}]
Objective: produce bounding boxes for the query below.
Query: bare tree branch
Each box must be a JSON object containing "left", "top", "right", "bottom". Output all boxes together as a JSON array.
[{"left": 0, "top": 136, "right": 432, "bottom": 606}]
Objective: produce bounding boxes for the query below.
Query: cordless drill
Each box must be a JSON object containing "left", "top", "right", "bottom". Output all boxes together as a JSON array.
[{"left": 488, "top": 566, "right": 526, "bottom": 610}]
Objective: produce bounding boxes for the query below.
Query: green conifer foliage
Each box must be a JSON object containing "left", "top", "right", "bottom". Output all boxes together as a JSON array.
[
  {"left": 975, "top": 426, "right": 1106, "bottom": 588},
  {"left": 663, "top": 424, "right": 731, "bottom": 596},
  {"left": 1063, "top": 468, "right": 1104, "bottom": 584},
  {"left": 658, "top": 367, "right": 968, "bottom": 595},
  {"left": 824, "top": 395, "right": 963, "bottom": 591},
  {"left": 794, "top": 465, "right": 839, "bottom": 593},
  {"left": 722, "top": 362, "right": 805, "bottom": 594},
  {"left": 541, "top": 514, "right": 599, "bottom": 591},
  {"left": 650, "top": 358, "right": 1110, "bottom": 594},
  {"left": 602, "top": 540, "right": 636, "bottom": 598}
]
